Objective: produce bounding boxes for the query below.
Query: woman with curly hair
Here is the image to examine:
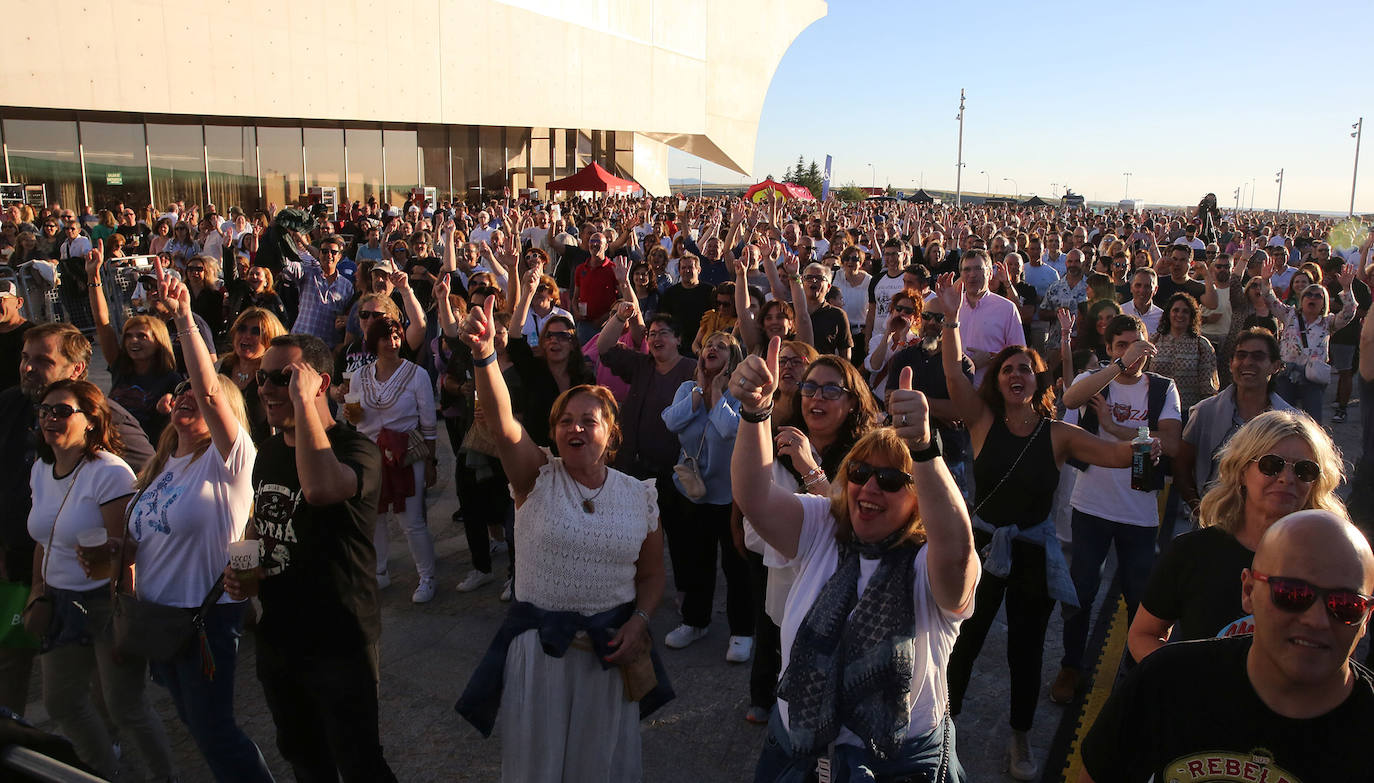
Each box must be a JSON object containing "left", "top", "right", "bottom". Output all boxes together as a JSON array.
[
  {"left": 930, "top": 279, "right": 1144, "bottom": 779},
  {"left": 1128, "top": 411, "right": 1344, "bottom": 662},
  {"left": 1149, "top": 292, "right": 1219, "bottom": 413}
]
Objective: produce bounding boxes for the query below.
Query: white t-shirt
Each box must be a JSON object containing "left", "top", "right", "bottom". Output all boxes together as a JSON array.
[
  {"left": 28, "top": 451, "right": 136, "bottom": 591},
  {"left": 1173, "top": 236, "right": 1205, "bottom": 251},
  {"left": 1069, "top": 373, "right": 1181, "bottom": 526},
  {"left": 777, "top": 494, "right": 974, "bottom": 744},
  {"left": 1122, "top": 300, "right": 1163, "bottom": 336},
  {"left": 129, "top": 427, "right": 255, "bottom": 606},
  {"left": 868, "top": 271, "right": 907, "bottom": 327},
  {"left": 831, "top": 270, "right": 871, "bottom": 330}
]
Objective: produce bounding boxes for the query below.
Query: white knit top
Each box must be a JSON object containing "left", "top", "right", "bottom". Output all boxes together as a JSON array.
[{"left": 514, "top": 451, "right": 659, "bottom": 615}]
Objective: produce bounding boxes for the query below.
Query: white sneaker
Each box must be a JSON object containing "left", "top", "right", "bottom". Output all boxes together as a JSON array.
[
  {"left": 412, "top": 578, "right": 436, "bottom": 604},
  {"left": 664, "top": 624, "right": 709, "bottom": 649},
  {"left": 1006, "top": 730, "right": 1038, "bottom": 781},
  {"left": 376, "top": 571, "right": 391, "bottom": 590},
  {"left": 489, "top": 539, "right": 509, "bottom": 556},
  {"left": 499, "top": 578, "right": 513, "bottom": 602},
  {"left": 456, "top": 570, "right": 495, "bottom": 593},
  {"left": 726, "top": 635, "right": 755, "bottom": 663}
]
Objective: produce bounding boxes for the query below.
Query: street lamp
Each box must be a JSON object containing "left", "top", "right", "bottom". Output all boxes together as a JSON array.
[
  {"left": 1123, "top": 172, "right": 1133, "bottom": 200},
  {"left": 1352, "top": 118, "right": 1364, "bottom": 218},
  {"left": 1051, "top": 182, "right": 1059, "bottom": 197},
  {"left": 687, "top": 164, "right": 703, "bottom": 199},
  {"left": 979, "top": 170, "right": 990, "bottom": 195},
  {"left": 1275, "top": 169, "right": 1284, "bottom": 214},
  {"left": 1002, "top": 177, "right": 1018, "bottom": 199},
  {"left": 867, "top": 163, "right": 875, "bottom": 191},
  {"left": 955, "top": 89, "right": 966, "bottom": 207},
  {"left": 1240, "top": 182, "right": 1249, "bottom": 212}
]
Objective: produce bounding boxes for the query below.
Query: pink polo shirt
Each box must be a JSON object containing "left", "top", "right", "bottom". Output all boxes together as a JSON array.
[{"left": 957, "top": 291, "right": 1024, "bottom": 386}]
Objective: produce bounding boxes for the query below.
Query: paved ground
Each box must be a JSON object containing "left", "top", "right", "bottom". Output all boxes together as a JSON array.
[{"left": 23, "top": 360, "right": 1364, "bottom": 781}]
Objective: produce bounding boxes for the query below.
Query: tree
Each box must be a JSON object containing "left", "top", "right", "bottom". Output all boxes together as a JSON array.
[{"left": 836, "top": 184, "right": 866, "bottom": 203}]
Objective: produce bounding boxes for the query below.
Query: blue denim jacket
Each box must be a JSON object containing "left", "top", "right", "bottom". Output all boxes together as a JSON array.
[
  {"left": 661, "top": 381, "right": 740, "bottom": 505},
  {"left": 455, "top": 601, "right": 675, "bottom": 737},
  {"left": 972, "top": 515, "right": 1078, "bottom": 607}
]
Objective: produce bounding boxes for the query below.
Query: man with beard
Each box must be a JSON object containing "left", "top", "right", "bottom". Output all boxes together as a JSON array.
[
  {"left": 0, "top": 323, "right": 152, "bottom": 714},
  {"left": 1198, "top": 252, "right": 1236, "bottom": 351}
]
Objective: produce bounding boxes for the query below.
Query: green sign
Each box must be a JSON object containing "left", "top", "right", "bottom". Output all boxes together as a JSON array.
[{"left": 106, "top": 172, "right": 122, "bottom": 185}]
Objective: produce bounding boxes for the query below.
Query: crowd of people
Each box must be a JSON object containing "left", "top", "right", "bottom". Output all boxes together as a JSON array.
[{"left": 0, "top": 188, "right": 1372, "bottom": 781}]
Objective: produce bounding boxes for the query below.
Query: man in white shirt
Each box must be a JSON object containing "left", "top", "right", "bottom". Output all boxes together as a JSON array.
[
  {"left": 1122, "top": 268, "right": 1164, "bottom": 335},
  {"left": 468, "top": 211, "right": 494, "bottom": 244},
  {"left": 1042, "top": 232, "right": 1068, "bottom": 277},
  {"left": 1173, "top": 223, "right": 1205, "bottom": 253},
  {"left": 1052, "top": 314, "right": 1181, "bottom": 704},
  {"left": 57, "top": 220, "right": 92, "bottom": 260}
]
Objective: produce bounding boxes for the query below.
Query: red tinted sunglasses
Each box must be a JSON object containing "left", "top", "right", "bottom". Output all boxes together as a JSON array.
[{"left": 1252, "top": 571, "right": 1374, "bottom": 626}]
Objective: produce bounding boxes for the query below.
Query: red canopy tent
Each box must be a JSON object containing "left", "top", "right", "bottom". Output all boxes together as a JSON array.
[
  {"left": 545, "top": 162, "right": 641, "bottom": 195},
  {"left": 744, "top": 178, "right": 815, "bottom": 202}
]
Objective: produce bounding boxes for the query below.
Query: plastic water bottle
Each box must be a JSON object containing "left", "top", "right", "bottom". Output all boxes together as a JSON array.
[{"left": 1130, "top": 425, "right": 1153, "bottom": 491}]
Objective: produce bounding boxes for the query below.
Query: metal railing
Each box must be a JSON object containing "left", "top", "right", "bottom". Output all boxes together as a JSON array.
[{"left": 3, "top": 255, "right": 155, "bottom": 337}]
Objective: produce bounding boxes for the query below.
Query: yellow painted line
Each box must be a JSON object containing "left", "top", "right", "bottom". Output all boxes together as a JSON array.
[{"left": 1061, "top": 597, "right": 1128, "bottom": 783}]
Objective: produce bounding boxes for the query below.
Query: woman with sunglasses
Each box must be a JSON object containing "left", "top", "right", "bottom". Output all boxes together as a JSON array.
[
  {"left": 350, "top": 313, "right": 439, "bottom": 603},
  {"left": 864, "top": 288, "right": 924, "bottom": 397},
  {"left": 119, "top": 272, "right": 274, "bottom": 781},
  {"left": 26, "top": 379, "right": 177, "bottom": 781},
  {"left": 1128, "top": 411, "right": 1344, "bottom": 663},
  {"left": 928, "top": 279, "right": 1144, "bottom": 779},
  {"left": 732, "top": 337, "right": 978, "bottom": 780},
  {"left": 219, "top": 307, "right": 287, "bottom": 443},
  {"left": 1260, "top": 265, "right": 1357, "bottom": 422},
  {"left": 164, "top": 221, "right": 199, "bottom": 261},
  {"left": 184, "top": 254, "right": 227, "bottom": 340}
]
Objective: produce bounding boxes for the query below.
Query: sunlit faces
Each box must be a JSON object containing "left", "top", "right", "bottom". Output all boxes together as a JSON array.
[
  {"left": 803, "top": 263, "right": 830, "bottom": 301},
  {"left": 1243, "top": 436, "right": 1317, "bottom": 523},
  {"left": 645, "top": 322, "right": 680, "bottom": 362},
  {"left": 1108, "top": 328, "right": 1147, "bottom": 376},
  {"left": 700, "top": 337, "right": 731, "bottom": 373},
  {"left": 540, "top": 322, "right": 575, "bottom": 362},
  {"left": 798, "top": 363, "right": 853, "bottom": 439},
  {"left": 38, "top": 389, "right": 91, "bottom": 452},
  {"left": 959, "top": 256, "right": 990, "bottom": 293},
  {"left": 122, "top": 325, "right": 155, "bottom": 363},
  {"left": 996, "top": 351, "right": 1037, "bottom": 407},
  {"left": 20, "top": 335, "right": 79, "bottom": 400},
  {"left": 1299, "top": 287, "right": 1327, "bottom": 321},
  {"left": 846, "top": 455, "right": 918, "bottom": 543},
  {"left": 554, "top": 392, "right": 612, "bottom": 464},
  {"left": 777, "top": 346, "right": 810, "bottom": 392},
  {"left": 1231, "top": 339, "right": 1278, "bottom": 390},
  {"left": 234, "top": 319, "right": 268, "bottom": 361},
  {"left": 1168, "top": 300, "right": 1194, "bottom": 334},
  {"left": 257, "top": 345, "right": 301, "bottom": 429}
]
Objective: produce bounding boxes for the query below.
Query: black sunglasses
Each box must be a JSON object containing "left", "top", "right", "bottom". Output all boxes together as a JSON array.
[
  {"left": 172, "top": 380, "right": 193, "bottom": 397},
  {"left": 846, "top": 460, "right": 913, "bottom": 492},
  {"left": 920, "top": 312, "right": 945, "bottom": 323},
  {"left": 1252, "top": 454, "right": 1320, "bottom": 483},
  {"left": 38, "top": 403, "right": 88, "bottom": 420},
  {"left": 235, "top": 323, "right": 262, "bottom": 336},
  {"left": 892, "top": 304, "right": 916, "bottom": 316},
  {"left": 798, "top": 381, "right": 849, "bottom": 400},
  {"left": 1252, "top": 572, "right": 1373, "bottom": 625},
  {"left": 802, "top": 274, "right": 826, "bottom": 284},
  {"left": 256, "top": 368, "right": 294, "bottom": 387},
  {"left": 358, "top": 310, "right": 384, "bottom": 320},
  {"left": 542, "top": 331, "right": 575, "bottom": 343}
]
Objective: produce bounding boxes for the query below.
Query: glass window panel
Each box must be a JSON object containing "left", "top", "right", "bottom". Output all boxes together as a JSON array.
[
  {"left": 450, "top": 126, "right": 478, "bottom": 204},
  {"left": 4, "top": 119, "right": 82, "bottom": 210},
  {"left": 205, "top": 125, "right": 258, "bottom": 214},
  {"left": 506, "top": 128, "right": 530, "bottom": 194},
  {"left": 257, "top": 126, "right": 302, "bottom": 211},
  {"left": 382, "top": 129, "right": 418, "bottom": 207},
  {"left": 576, "top": 130, "right": 592, "bottom": 169},
  {"left": 344, "top": 128, "right": 382, "bottom": 205},
  {"left": 418, "top": 127, "right": 449, "bottom": 204},
  {"left": 147, "top": 123, "right": 206, "bottom": 214},
  {"left": 80, "top": 121, "right": 149, "bottom": 212},
  {"left": 303, "top": 128, "right": 344, "bottom": 196},
  {"left": 479, "top": 126, "right": 504, "bottom": 200}
]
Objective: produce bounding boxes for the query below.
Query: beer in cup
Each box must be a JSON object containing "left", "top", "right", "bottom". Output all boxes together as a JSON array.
[
  {"left": 344, "top": 390, "right": 363, "bottom": 424},
  {"left": 228, "top": 541, "right": 260, "bottom": 592},
  {"left": 77, "top": 528, "right": 112, "bottom": 581}
]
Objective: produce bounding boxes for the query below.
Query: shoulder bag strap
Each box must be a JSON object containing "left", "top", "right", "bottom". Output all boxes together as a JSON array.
[
  {"left": 41, "top": 459, "right": 87, "bottom": 582},
  {"left": 113, "top": 482, "right": 227, "bottom": 614},
  {"left": 970, "top": 417, "right": 1045, "bottom": 519}
]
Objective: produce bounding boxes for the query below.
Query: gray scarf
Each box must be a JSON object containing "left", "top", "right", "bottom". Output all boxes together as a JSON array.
[{"left": 776, "top": 533, "right": 920, "bottom": 760}]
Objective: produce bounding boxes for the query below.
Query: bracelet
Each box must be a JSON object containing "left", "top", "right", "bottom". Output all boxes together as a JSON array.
[
  {"left": 176, "top": 328, "right": 198, "bottom": 338},
  {"left": 632, "top": 609, "right": 651, "bottom": 625},
  {"left": 473, "top": 352, "right": 497, "bottom": 367},
  {"left": 740, "top": 405, "right": 773, "bottom": 423},
  {"left": 801, "top": 466, "right": 825, "bottom": 483}
]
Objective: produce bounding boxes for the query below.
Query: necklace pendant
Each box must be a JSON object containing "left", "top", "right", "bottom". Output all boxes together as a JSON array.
[{"left": 581, "top": 499, "right": 595, "bottom": 514}]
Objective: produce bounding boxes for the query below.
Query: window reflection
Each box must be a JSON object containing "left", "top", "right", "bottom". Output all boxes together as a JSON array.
[
  {"left": 382, "top": 129, "right": 418, "bottom": 207},
  {"left": 304, "top": 128, "right": 344, "bottom": 199},
  {"left": 4, "top": 119, "right": 81, "bottom": 209},
  {"left": 81, "top": 121, "right": 149, "bottom": 211},
  {"left": 418, "top": 127, "right": 449, "bottom": 203},
  {"left": 206, "top": 125, "right": 257, "bottom": 213},
  {"left": 257, "top": 126, "right": 302, "bottom": 211},
  {"left": 479, "top": 126, "right": 505, "bottom": 199},
  {"left": 148, "top": 124, "right": 206, "bottom": 212},
  {"left": 345, "top": 128, "right": 382, "bottom": 204}
]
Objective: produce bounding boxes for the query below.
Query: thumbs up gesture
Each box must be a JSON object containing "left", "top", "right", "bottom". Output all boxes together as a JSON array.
[
  {"left": 887, "top": 366, "right": 932, "bottom": 450},
  {"left": 459, "top": 296, "right": 497, "bottom": 357},
  {"left": 733, "top": 335, "right": 781, "bottom": 414}
]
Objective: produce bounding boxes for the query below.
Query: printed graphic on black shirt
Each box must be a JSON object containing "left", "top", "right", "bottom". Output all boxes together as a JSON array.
[
  {"left": 254, "top": 482, "right": 302, "bottom": 577},
  {"left": 1161, "top": 749, "right": 1296, "bottom": 782}
]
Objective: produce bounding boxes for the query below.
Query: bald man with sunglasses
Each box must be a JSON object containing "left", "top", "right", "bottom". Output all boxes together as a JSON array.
[{"left": 1080, "top": 510, "right": 1374, "bottom": 782}]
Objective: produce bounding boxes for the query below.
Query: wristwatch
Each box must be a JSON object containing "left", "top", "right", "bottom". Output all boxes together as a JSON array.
[
  {"left": 908, "top": 430, "right": 943, "bottom": 463},
  {"left": 1112, "top": 357, "right": 1128, "bottom": 372}
]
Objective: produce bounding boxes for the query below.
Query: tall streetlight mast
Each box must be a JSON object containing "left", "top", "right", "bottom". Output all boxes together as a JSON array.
[
  {"left": 955, "top": 89, "right": 965, "bottom": 207},
  {"left": 1275, "top": 169, "right": 1284, "bottom": 215},
  {"left": 1123, "top": 172, "right": 1133, "bottom": 200},
  {"left": 1352, "top": 118, "right": 1364, "bottom": 218}
]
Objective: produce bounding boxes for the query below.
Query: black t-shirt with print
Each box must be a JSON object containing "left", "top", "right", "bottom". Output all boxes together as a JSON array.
[
  {"left": 1083, "top": 635, "right": 1374, "bottom": 782},
  {"left": 1141, "top": 527, "right": 1257, "bottom": 644},
  {"left": 0, "top": 322, "right": 33, "bottom": 390},
  {"left": 252, "top": 424, "right": 382, "bottom": 655},
  {"left": 808, "top": 304, "right": 852, "bottom": 357},
  {"left": 110, "top": 367, "right": 182, "bottom": 442}
]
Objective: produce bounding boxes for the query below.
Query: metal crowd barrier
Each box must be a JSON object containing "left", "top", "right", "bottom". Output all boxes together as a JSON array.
[
  {"left": 0, "top": 746, "right": 106, "bottom": 782},
  {"left": 3, "top": 255, "right": 153, "bottom": 337}
]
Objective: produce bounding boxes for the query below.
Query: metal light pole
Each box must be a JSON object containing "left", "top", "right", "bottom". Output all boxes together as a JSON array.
[
  {"left": 955, "top": 89, "right": 965, "bottom": 207},
  {"left": 1003, "top": 177, "right": 1018, "bottom": 199},
  {"left": 687, "top": 164, "right": 703, "bottom": 199},
  {"left": 1240, "top": 182, "right": 1249, "bottom": 212},
  {"left": 979, "top": 170, "right": 990, "bottom": 195},
  {"left": 1051, "top": 182, "right": 1059, "bottom": 197},
  {"left": 1275, "top": 169, "right": 1284, "bottom": 214},
  {"left": 1249, "top": 177, "right": 1255, "bottom": 211},
  {"left": 1233, "top": 186, "right": 1241, "bottom": 211},
  {"left": 867, "top": 163, "right": 875, "bottom": 191},
  {"left": 1123, "top": 172, "right": 1133, "bottom": 200},
  {"left": 1352, "top": 118, "right": 1364, "bottom": 218}
]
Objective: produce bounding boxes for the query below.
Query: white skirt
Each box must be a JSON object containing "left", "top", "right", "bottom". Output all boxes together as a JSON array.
[{"left": 499, "top": 629, "right": 643, "bottom": 782}]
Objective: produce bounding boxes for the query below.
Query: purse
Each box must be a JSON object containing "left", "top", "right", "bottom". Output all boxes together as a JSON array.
[
  {"left": 22, "top": 460, "right": 88, "bottom": 640},
  {"left": 1297, "top": 316, "right": 1333, "bottom": 385},
  {"left": 110, "top": 492, "right": 226, "bottom": 669},
  {"left": 404, "top": 428, "right": 429, "bottom": 466},
  {"left": 672, "top": 430, "right": 708, "bottom": 502}
]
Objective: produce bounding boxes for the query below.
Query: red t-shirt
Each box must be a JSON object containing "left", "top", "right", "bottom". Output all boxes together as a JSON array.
[{"left": 574, "top": 257, "right": 618, "bottom": 322}]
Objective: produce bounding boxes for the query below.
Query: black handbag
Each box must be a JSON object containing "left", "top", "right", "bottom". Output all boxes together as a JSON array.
[{"left": 110, "top": 492, "right": 226, "bottom": 673}]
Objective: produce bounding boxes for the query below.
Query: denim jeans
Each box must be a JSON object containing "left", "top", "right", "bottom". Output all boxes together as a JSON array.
[
  {"left": 1276, "top": 365, "right": 1327, "bottom": 423},
  {"left": 754, "top": 705, "right": 964, "bottom": 782},
  {"left": 149, "top": 601, "right": 274, "bottom": 783},
  {"left": 1061, "top": 509, "right": 1158, "bottom": 670}
]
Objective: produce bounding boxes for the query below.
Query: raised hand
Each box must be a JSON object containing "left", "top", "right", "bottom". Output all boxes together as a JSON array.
[
  {"left": 774, "top": 426, "right": 817, "bottom": 472},
  {"left": 1121, "top": 337, "right": 1157, "bottom": 370},
  {"left": 733, "top": 336, "right": 780, "bottom": 413},
  {"left": 84, "top": 245, "right": 105, "bottom": 279},
  {"left": 287, "top": 360, "right": 324, "bottom": 403},
  {"left": 1338, "top": 263, "right": 1356, "bottom": 289},
  {"left": 459, "top": 296, "right": 497, "bottom": 356},
  {"left": 887, "top": 367, "right": 932, "bottom": 449},
  {"left": 389, "top": 270, "right": 411, "bottom": 291},
  {"left": 159, "top": 272, "right": 191, "bottom": 319},
  {"left": 434, "top": 271, "right": 451, "bottom": 303},
  {"left": 1057, "top": 307, "right": 1075, "bottom": 336},
  {"left": 613, "top": 255, "right": 631, "bottom": 284}
]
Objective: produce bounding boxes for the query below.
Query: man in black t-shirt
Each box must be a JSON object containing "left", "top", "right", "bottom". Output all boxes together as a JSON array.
[
  {"left": 800, "top": 262, "right": 852, "bottom": 360},
  {"left": 226, "top": 334, "right": 396, "bottom": 783},
  {"left": 1081, "top": 510, "right": 1374, "bottom": 782},
  {"left": 115, "top": 207, "right": 150, "bottom": 254},
  {"left": 659, "top": 253, "right": 714, "bottom": 354},
  {"left": 1154, "top": 245, "right": 1205, "bottom": 308}
]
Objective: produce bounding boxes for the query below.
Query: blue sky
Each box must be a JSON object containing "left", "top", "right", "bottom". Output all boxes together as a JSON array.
[{"left": 668, "top": 0, "right": 1374, "bottom": 213}]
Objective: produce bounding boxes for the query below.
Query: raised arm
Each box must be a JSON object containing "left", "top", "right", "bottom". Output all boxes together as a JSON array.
[
  {"left": 287, "top": 363, "right": 360, "bottom": 506},
  {"left": 389, "top": 272, "right": 427, "bottom": 351},
  {"left": 458, "top": 297, "right": 547, "bottom": 499},
  {"left": 730, "top": 337, "right": 806, "bottom": 558},
  {"left": 734, "top": 261, "right": 763, "bottom": 354},
  {"left": 84, "top": 247, "right": 120, "bottom": 366},
  {"left": 434, "top": 273, "right": 458, "bottom": 338},
  {"left": 928, "top": 277, "right": 988, "bottom": 428},
  {"left": 1062, "top": 339, "right": 1156, "bottom": 410},
  {"left": 160, "top": 263, "right": 238, "bottom": 459}
]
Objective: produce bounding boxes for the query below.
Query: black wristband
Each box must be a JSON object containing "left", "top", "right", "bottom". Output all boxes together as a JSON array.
[
  {"left": 740, "top": 406, "right": 773, "bottom": 424},
  {"left": 908, "top": 429, "right": 943, "bottom": 463}
]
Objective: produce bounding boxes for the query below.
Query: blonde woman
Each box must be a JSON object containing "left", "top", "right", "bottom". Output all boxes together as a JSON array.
[
  {"left": 1128, "top": 410, "right": 1345, "bottom": 663},
  {"left": 219, "top": 307, "right": 287, "bottom": 442},
  {"left": 123, "top": 270, "right": 273, "bottom": 781},
  {"left": 185, "top": 254, "right": 227, "bottom": 337}
]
